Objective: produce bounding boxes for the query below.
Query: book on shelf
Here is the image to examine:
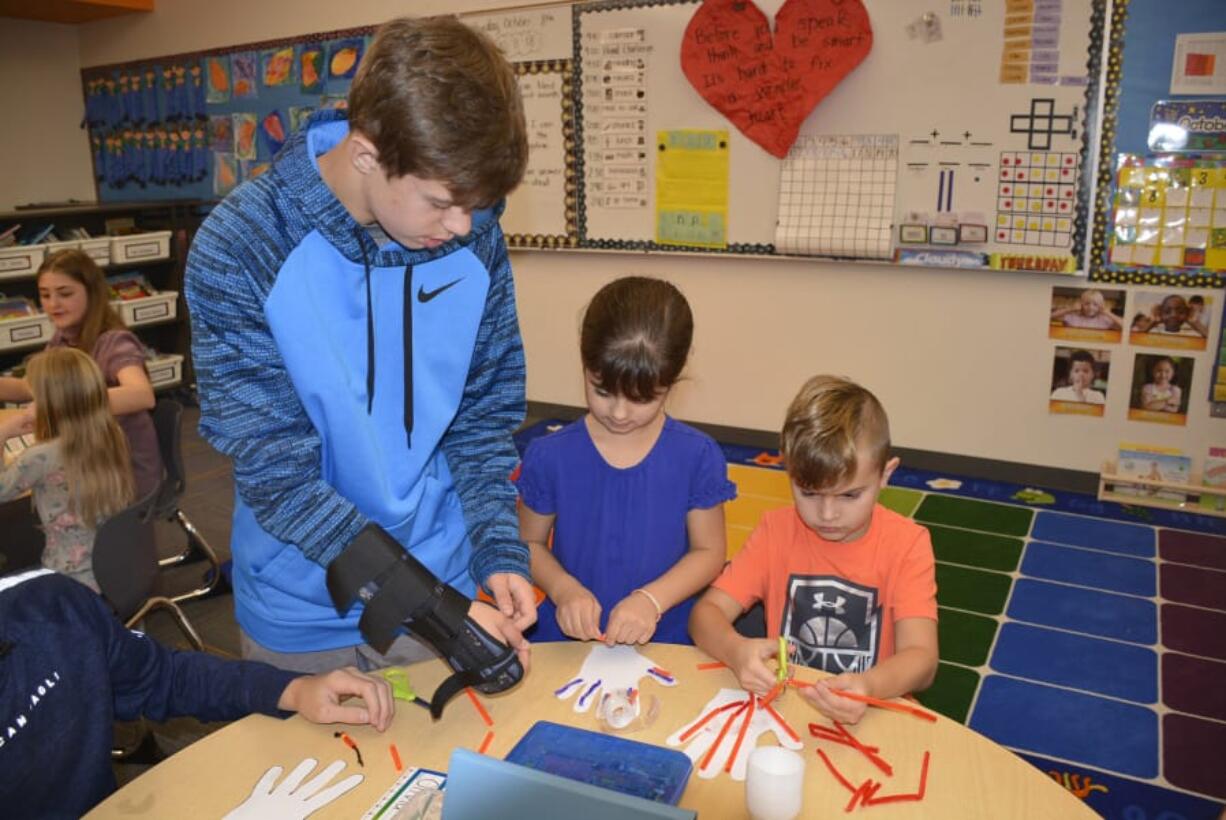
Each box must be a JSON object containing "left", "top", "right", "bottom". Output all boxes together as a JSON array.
[
  {"left": 1203, "top": 446, "right": 1226, "bottom": 513},
  {"left": 106, "top": 273, "right": 155, "bottom": 300},
  {"left": 0, "top": 296, "right": 36, "bottom": 320},
  {"left": 1115, "top": 443, "right": 1191, "bottom": 504}
]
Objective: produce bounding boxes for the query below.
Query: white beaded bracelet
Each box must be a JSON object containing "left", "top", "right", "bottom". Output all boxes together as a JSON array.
[{"left": 633, "top": 587, "right": 663, "bottom": 622}]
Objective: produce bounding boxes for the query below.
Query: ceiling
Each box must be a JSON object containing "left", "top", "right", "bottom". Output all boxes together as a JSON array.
[{"left": 0, "top": 0, "right": 152, "bottom": 25}]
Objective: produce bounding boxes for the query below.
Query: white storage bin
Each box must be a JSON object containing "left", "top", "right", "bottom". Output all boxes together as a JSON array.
[
  {"left": 110, "top": 230, "right": 171, "bottom": 265},
  {"left": 41, "top": 239, "right": 80, "bottom": 257},
  {"left": 0, "top": 313, "right": 53, "bottom": 352},
  {"left": 0, "top": 246, "right": 46, "bottom": 281},
  {"left": 113, "top": 290, "right": 178, "bottom": 327},
  {"left": 146, "top": 352, "right": 184, "bottom": 388},
  {"left": 80, "top": 237, "right": 111, "bottom": 266}
]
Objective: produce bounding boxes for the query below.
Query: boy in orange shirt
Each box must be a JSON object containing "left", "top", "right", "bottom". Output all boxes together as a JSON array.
[{"left": 690, "top": 375, "right": 938, "bottom": 724}]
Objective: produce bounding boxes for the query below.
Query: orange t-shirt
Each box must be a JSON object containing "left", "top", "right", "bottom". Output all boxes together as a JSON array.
[{"left": 713, "top": 504, "right": 937, "bottom": 675}]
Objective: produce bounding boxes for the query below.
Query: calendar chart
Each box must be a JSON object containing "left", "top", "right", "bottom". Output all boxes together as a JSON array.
[{"left": 1108, "top": 154, "right": 1226, "bottom": 272}]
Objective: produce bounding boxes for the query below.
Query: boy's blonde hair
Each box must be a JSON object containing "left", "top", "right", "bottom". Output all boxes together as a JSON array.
[
  {"left": 781, "top": 375, "right": 891, "bottom": 490},
  {"left": 348, "top": 16, "right": 528, "bottom": 209},
  {"left": 28, "top": 348, "right": 135, "bottom": 526}
]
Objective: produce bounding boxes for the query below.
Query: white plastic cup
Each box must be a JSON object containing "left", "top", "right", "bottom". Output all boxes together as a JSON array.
[{"left": 745, "top": 746, "right": 805, "bottom": 820}]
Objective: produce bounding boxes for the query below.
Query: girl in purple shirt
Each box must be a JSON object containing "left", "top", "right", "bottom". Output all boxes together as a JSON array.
[{"left": 515, "top": 277, "right": 736, "bottom": 645}]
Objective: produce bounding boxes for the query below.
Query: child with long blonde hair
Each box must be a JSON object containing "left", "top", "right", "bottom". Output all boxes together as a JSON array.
[{"left": 0, "top": 347, "right": 135, "bottom": 591}]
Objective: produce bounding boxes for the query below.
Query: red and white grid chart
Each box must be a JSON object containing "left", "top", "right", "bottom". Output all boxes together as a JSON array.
[
  {"left": 995, "top": 150, "right": 1078, "bottom": 247},
  {"left": 775, "top": 134, "right": 899, "bottom": 260}
]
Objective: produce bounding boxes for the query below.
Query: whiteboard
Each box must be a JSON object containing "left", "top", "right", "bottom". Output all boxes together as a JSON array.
[{"left": 484, "top": 0, "right": 1106, "bottom": 274}]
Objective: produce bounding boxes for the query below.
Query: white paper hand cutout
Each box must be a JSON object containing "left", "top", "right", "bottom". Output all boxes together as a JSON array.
[
  {"left": 667, "top": 688, "right": 804, "bottom": 781},
  {"left": 223, "top": 757, "right": 363, "bottom": 819},
  {"left": 554, "top": 644, "right": 677, "bottom": 718}
]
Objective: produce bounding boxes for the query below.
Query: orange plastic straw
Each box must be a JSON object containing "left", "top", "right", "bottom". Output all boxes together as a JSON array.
[
  {"left": 829, "top": 689, "right": 937, "bottom": 722},
  {"left": 724, "top": 697, "right": 756, "bottom": 773},
  {"left": 477, "top": 731, "right": 494, "bottom": 755},
  {"left": 699, "top": 701, "right": 749, "bottom": 772},
  {"left": 760, "top": 681, "right": 784, "bottom": 708},
  {"left": 815, "top": 748, "right": 856, "bottom": 793},
  {"left": 389, "top": 743, "right": 403, "bottom": 773},
  {"left": 761, "top": 700, "right": 800, "bottom": 743},
  {"left": 678, "top": 700, "right": 743, "bottom": 742},
  {"left": 465, "top": 687, "right": 494, "bottom": 727},
  {"left": 696, "top": 661, "right": 728, "bottom": 671}
]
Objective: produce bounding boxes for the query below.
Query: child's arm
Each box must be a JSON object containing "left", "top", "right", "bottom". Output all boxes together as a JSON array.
[
  {"left": 1166, "top": 385, "right": 1183, "bottom": 412},
  {"left": 0, "top": 376, "right": 32, "bottom": 403},
  {"left": 108, "top": 364, "right": 157, "bottom": 415},
  {"left": 604, "top": 505, "right": 727, "bottom": 645},
  {"left": 0, "top": 407, "right": 33, "bottom": 443},
  {"left": 1103, "top": 311, "right": 1123, "bottom": 329},
  {"left": 1141, "top": 384, "right": 1167, "bottom": 411},
  {"left": 797, "top": 617, "right": 938, "bottom": 724},
  {"left": 521, "top": 504, "right": 602, "bottom": 640},
  {"left": 690, "top": 587, "right": 779, "bottom": 695},
  {"left": 1187, "top": 314, "right": 1208, "bottom": 337}
]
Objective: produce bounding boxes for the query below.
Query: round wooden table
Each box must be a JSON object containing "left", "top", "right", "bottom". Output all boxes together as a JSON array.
[{"left": 89, "top": 641, "right": 1096, "bottom": 818}]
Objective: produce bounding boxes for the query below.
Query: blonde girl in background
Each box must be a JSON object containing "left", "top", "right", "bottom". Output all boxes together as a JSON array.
[{"left": 0, "top": 348, "right": 135, "bottom": 591}]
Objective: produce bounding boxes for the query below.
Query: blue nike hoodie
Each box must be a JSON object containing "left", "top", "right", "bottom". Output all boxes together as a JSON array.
[{"left": 186, "top": 110, "right": 528, "bottom": 652}]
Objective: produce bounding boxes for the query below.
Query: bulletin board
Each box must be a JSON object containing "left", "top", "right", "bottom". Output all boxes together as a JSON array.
[
  {"left": 569, "top": 0, "right": 1105, "bottom": 275},
  {"left": 80, "top": 0, "right": 1110, "bottom": 274},
  {"left": 1088, "top": 0, "right": 1226, "bottom": 289}
]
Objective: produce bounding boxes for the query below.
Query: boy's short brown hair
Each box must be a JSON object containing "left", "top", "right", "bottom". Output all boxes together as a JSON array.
[
  {"left": 347, "top": 16, "right": 528, "bottom": 209},
  {"left": 781, "top": 375, "right": 891, "bottom": 490}
]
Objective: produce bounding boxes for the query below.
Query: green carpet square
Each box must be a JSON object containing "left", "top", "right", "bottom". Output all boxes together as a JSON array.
[
  {"left": 935, "top": 564, "right": 1013, "bottom": 615},
  {"left": 879, "top": 487, "right": 923, "bottom": 517},
  {"left": 915, "top": 494, "right": 1033, "bottom": 536},
  {"left": 927, "top": 524, "right": 1024, "bottom": 572},
  {"left": 937, "top": 607, "right": 998, "bottom": 667},
  {"left": 914, "top": 662, "right": 980, "bottom": 723}
]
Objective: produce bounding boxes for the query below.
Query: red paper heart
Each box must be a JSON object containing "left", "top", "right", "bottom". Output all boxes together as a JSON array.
[{"left": 681, "top": 0, "right": 873, "bottom": 158}]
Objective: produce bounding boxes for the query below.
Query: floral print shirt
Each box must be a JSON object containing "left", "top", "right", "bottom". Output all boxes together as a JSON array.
[{"left": 0, "top": 441, "right": 98, "bottom": 591}]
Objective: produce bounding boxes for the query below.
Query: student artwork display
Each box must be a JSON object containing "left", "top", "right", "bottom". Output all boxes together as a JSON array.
[
  {"left": 1049, "top": 286, "right": 1125, "bottom": 344},
  {"left": 1128, "top": 290, "right": 1212, "bottom": 350},
  {"left": 82, "top": 0, "right": 1104, "bottom": 275},
  {"left": 1128, "top": 352, "right": 1193, "bottom": 425},
  {"left": 1050, "top": 347, "right": 1110, "bottom": 416}
]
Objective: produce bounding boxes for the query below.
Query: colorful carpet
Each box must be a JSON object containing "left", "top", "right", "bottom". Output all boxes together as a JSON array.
[{"left": 515, "top": 420, "right": 1226, "bottom": 819}]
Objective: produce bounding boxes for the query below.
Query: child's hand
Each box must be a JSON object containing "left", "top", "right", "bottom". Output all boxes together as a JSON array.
[
  {"left": 277, "top": 666, "right": 395, "bottom": 731},
  {"left": 553, "top": 580, "right": 603, "bottom": 641},
  {"left": 604, "top": 593, "right": 658, "bottom": 646},
  {"left": 729, "top": 637, "right": 779, "bottom": 695},
  {"left": 796, "top": 673, "right": 870, "bottom": 724},
  {"left": 0, "top": 406, "right": 33, "bottom": 442}
]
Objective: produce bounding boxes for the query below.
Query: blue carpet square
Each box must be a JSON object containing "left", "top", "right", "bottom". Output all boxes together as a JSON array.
[
  {"left": 990, "top": 622, "right": 1158, "bottom": 703},
  {"left": 970, "top": 675, "right": 1159, "bottom": 778},
  {"left": 1007, "top": 578, "right": 1157, "bottom": 645},
  {"left": 1031, "top": 512, "right": 1155, "bottom": 557},
  {"left": 1021, "top": 541, "right": 1156, "bottom": 597}
]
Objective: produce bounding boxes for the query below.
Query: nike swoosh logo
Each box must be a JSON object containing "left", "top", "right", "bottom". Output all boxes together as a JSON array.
[{"left": 417, "top": 278, "right": 463, "bottom": 303}]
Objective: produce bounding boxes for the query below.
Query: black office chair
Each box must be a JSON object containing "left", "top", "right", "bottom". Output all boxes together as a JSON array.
[
  {"left": 93, "top": 488, "right": 204, "bottom": 651},
  {"left": 93, "top": 488, "right": 205, "bottom": 761},
  {"left": 151, "top": 398, "right": 224, "bottom": 603}
]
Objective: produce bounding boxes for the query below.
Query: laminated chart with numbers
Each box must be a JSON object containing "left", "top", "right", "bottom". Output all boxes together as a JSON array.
[
  {"left": 578, "top": 25, "right": 653, "bottom": 241},
  {"left": 774, "top": 134, "right": 898, "bottom": 259},
  {"left": 1108, "top": 154, "right": 1226, "bottom": 272}
]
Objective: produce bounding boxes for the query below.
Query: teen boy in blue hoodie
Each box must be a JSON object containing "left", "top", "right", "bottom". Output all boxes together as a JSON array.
[
  {"left": 0, "top": 570, "right": 394, "bottom": 818},
  {"left": 186, "top": 17, "right": 535, "bottom": 672}
]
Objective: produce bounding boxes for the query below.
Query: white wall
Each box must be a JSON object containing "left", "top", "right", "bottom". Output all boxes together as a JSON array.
[
  {"left": 0, "top": 19, "right": 95, "bottom": 212},
  {"left": 33, "top": 0, "right": 1224, "bottom": 473}
]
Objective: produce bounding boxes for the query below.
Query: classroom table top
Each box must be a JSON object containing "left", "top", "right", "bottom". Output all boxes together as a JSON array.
[{"left": 89, "top": 641, "right": 1096, "bottom": 819}]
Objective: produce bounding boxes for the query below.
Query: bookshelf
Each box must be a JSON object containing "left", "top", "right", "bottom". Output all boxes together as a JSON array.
[
  {"left": 1099, "top": 461, "right": 1226, "bottom": 519},
  {"left": 0, "top": 200, "right": 206, "bottom": 393}
]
